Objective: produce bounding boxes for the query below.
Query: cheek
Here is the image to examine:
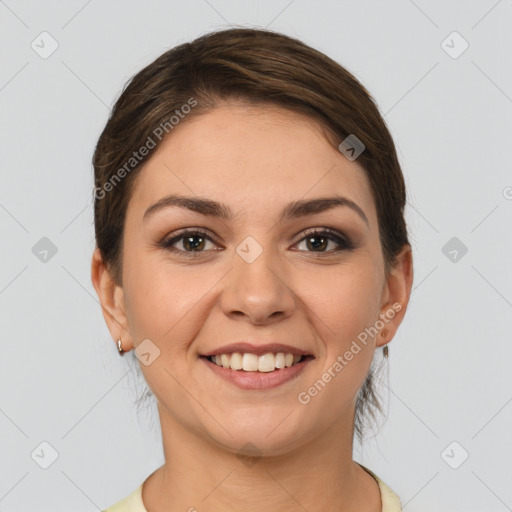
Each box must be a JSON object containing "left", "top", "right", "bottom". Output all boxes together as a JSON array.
[
  {"left": 123, "top": 251, "right": 219, "bottom": 345},
  {"left": 294, "top": 263, "right": 382, "bottom": 418},
  {"left": 298, "top": 258, "right": 383, "bottom": 344}
]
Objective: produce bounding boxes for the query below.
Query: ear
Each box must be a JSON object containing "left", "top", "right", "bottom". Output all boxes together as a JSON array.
[
  {"left": 91, "top": 247, "right": 134, "bottom": 352},
  {"left": 376, "top": 244, "right": 414, "bottom": 347}
]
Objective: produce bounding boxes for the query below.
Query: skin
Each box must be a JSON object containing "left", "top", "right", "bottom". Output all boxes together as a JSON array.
[{"left": 92, "top": 102, "right": 413, "bottom": 512}]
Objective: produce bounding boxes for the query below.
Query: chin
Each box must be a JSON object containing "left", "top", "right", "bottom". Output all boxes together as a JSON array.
[{"left": 203, "top": 411, "right": 313, "bottom": 458}]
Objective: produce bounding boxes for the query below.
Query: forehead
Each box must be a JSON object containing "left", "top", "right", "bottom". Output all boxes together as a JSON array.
[{"left": 127, "top": 104, "right": 377, "bottom": 226}]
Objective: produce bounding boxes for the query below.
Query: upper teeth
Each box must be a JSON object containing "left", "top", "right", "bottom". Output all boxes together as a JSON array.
[{"left": 209, "top": 352, "right": 303, "bottom": 372}]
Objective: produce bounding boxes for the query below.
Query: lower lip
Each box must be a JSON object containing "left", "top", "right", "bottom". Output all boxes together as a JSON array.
[{"left": 200, "top": 356, "right": 313, "bottom": 390}]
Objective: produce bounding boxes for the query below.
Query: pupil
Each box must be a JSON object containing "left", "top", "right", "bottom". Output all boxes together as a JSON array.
[
  {"left": 185, "top": 235, "right": 204, "bottom": 251},
  {"left": 182, "top": 235, "right": 329, "bottom": 252},
  {"left": 308, "top": 236, "right": 327, "bottom": 251}
]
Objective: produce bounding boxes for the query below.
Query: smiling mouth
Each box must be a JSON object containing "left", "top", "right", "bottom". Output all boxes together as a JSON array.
[{"left": 201, "top": 352, "right": 314, "bottom": 373}]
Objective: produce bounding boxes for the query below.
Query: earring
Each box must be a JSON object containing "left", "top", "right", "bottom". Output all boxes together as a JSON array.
[
  {"left": 381, "top": 330, "right": 389, "bottom": 358},
  {"left": 117, "top": 338, "right": 125, "bottom": 355}
]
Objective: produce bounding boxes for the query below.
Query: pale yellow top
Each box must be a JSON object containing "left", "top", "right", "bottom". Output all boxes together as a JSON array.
[{"left": 103, "top": 464, "right": 401, "bottom": 511}]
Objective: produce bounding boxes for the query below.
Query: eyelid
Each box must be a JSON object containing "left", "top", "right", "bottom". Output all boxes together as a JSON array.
[
  {"left": 159, "top": 228, "right": 221, "bottom": 252},
  {"left": 158, "top": 226, "right": 355, "bottom": 256},
  {"left": 294, "top": 227, "right": 355, "bottom": 251}
]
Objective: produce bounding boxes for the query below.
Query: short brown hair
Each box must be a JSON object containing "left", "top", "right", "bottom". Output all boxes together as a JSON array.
[{"left": 92, "top": 27, "right": 410, "bottom": 443}]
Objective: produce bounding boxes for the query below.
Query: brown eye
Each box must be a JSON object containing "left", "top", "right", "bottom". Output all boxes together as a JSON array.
[
  {"left": 295, "top": 228, "right": 354, "bottom": 253},
  {"left": 180, "top": 234, "right": 207, "bottom": 251},
  {"left": 160, "top": 230, "right": 218, "bottom": 257},
  {"left": 159, "top": 227, "right": 354, "bottom": 259}
]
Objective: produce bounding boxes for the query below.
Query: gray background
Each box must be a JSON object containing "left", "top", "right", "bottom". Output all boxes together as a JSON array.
[{"left": 1, "top": 1, "right": 511, "bottom": 511}]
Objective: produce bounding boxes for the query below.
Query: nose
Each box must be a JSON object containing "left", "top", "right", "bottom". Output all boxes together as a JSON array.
[{"left": 220, "top": 240, "right": 296, "bottom": 325}]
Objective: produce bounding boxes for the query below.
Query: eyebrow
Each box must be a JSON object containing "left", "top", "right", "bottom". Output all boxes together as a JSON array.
[{"left": 143, "top": 194, "right": 369, "bottom": 226}]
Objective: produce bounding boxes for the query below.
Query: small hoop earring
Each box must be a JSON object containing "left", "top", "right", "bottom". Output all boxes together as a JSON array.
[
  {"left": 381, "top": 330, "right": 389, "bottom": 358},
  {"left": 117, "top": 338, "right": 125, "bottom": 355}
]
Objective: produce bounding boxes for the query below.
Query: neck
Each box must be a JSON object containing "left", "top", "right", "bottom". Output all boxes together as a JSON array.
[{"left": 142, "top": 403, "right": 381, "bottom": 512}]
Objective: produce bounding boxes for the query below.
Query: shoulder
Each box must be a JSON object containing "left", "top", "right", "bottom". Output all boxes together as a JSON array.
[
  {"left": 102, "top": 483, "right": 146, "bottom": 512},
  {"left": 358, "top": 463, "right": 402, "bottom": 512},
  {"left": 375, "top": 476, "right": 402, "bottom": 512}
]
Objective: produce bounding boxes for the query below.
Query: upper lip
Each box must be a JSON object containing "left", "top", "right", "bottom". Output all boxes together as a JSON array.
[{"left": 201, "top": 342, "right": 312, "bottom": 357}]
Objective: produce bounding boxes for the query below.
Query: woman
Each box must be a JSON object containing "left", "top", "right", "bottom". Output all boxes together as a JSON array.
[{"left": 92, "top": 27, "right": 413, "bottom": 512}]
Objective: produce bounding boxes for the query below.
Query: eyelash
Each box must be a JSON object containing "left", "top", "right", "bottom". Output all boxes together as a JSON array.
[{"left": 158, "top": 227, "right": 355, "bottom": 258}]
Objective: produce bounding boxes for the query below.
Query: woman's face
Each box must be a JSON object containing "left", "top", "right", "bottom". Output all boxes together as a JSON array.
[{"left": 99, "top": 102, "right": 410, "bottom": 456}]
